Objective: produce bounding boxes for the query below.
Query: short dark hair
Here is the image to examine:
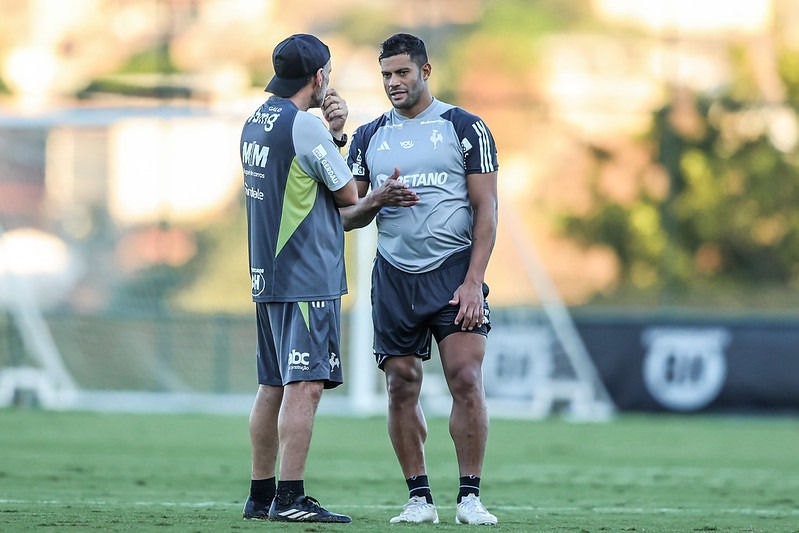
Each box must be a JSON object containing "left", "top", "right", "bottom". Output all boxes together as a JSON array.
[{"left": 378, "top": 33, "right": 428, "bottom": 67}]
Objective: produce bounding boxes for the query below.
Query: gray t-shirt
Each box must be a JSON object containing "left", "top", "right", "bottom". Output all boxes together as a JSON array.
[
  {"left": 348, "top": 98, "right": 498, "bottom": 273},
  {"left": 242, "top": 96, "right": 353, "bottom": 301}
]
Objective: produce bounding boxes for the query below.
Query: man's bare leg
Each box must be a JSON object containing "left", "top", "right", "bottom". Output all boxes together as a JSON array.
[
  {"left": 249, "top": 384, "right": 283, "bottom": 480},
  {"left": 384, "top": 356, "right": 427, "bottom": 477},
  {"left": 384, "top": 356, "right": 439, "bottom": 524},
  {"left": 439, "top": 333, "right": 497, "bottom": 525},
  {"left": 277, "top": 380, "right": 324, "bottom": 480},
  {"left": 439, "top": 333, "right": 488, "bottom": 477}
]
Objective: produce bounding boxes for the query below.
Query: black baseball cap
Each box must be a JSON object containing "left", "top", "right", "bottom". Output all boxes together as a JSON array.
[{"left": 265, "top": 34, "right": 331, "bottom": 97}]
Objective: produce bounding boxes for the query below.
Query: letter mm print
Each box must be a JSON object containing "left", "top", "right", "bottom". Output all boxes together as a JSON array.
[{"left": 243, "top": 141, "right": 270, "bottom": 167}]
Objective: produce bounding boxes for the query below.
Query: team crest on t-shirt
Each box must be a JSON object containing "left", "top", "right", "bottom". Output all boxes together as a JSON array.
[{"left": 430, "top": 130, "right": 443, "bottom": 149}]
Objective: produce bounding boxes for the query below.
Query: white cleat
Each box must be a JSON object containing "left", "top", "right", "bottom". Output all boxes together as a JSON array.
[
  {"left": 389, "top": 495, "right": 440, "bottom": 524},
  {"left": 455, "top": 494, "right": 498, "bottom": 525}
]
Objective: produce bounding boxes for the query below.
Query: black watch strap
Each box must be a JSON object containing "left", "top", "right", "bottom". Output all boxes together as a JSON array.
[{"left": 333, "top": 133, "right": 348, "bottom": 148}]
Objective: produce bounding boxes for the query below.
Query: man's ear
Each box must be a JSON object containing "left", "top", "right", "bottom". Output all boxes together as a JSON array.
[{"left": 422, "top": 63, "right": 432, "bottom": 81}]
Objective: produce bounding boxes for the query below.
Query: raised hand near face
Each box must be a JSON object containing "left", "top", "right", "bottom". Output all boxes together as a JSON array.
[{"left": 322, "top": 88, "right": 348, "bottom": 138}]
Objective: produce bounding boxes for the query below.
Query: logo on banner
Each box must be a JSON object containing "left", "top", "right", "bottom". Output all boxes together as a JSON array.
[
  {"left": 482, "top": 326, "right": 553, "bottom": 401},
  {"left": 642, "top": 327, "right": 730, "bottom": 411}
]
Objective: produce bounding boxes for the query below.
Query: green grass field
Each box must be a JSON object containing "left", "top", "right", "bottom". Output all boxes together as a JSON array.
[{"left": 1, "top": 409, "right": 797, "bottom": 532}]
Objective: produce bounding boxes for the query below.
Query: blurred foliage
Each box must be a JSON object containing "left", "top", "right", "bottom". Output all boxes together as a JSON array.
[
  {"left": 335, "top": 6, "right": 400, "bottom": 48},
  {"left": 77, "top": 79, "right": 191, "bottom": 99},
  {"left": 121, "top": 45, "right": 180, "bottom": 75},
  {"left": 443, "top": 0, "right": 588, "bottom": 88},
  {"left": 170, "top": 203, "right": 251, "bottom": 314},
  {"left": 561, "top": 45, "right": 799, "bottom": 301},
  {"left": 108, "top": 222, "right": 208, "bottom": 313},
  {"left": 109, "top": 263, "right": 189, "bottom": 312},
  {"left": 78, "top": 42, "right": 185, "bottom": 98},
  {"left": 778, "top": 45, "right": 799, "bottom": 103}
]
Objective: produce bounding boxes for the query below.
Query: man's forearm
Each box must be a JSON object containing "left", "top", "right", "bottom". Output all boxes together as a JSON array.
[
  {"left": 340, "top": 194, "right": 381, "bottom": 231},
  {"left": 465, "top": 203, "right": 497, "bottom": 285}
]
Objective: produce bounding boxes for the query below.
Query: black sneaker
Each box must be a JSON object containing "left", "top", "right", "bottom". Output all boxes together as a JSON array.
[
  {"left": 268, "top": 494, "right": 351, "bottom": 523},
  {"left": 242, "top": 496, "right": 271, "bottom": 520}
]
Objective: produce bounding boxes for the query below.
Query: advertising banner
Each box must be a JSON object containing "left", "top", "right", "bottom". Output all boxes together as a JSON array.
[{"left": 575, "top": 316, "right": 799, "bottom": 413}]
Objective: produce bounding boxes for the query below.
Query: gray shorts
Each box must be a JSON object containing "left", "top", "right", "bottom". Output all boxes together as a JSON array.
[
  {"left": 371, "top": 248, "right": 491, "bottom": 369},
  {"left": 255, "top": 300, "right": 344, "bottom": 389}
]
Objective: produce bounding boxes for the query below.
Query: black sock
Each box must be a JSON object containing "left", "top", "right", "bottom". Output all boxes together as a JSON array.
[
  {"left": 407, "top": 475, "right": 433, "bottom": 504},
  {"left": 457, "top": 475, "right": 480, "bottom": 503},
  {"left": 250, "top": 477, "right": 276, "bottom": 503},
  {"left": 275, "top": 480, "right": 304, "bottom": 506}
]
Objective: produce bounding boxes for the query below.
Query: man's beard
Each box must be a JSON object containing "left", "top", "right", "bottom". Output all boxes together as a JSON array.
[
  {"left": 392, "top": 85, "right": 421, "bottom": 110},
  {"left": 310, "top": 86, "right": 325, "bottom": 108}
]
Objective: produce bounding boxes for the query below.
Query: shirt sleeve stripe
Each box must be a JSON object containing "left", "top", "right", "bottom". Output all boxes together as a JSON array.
[{"left": 472, "top": 120, "right": 493, "bottom": 173}]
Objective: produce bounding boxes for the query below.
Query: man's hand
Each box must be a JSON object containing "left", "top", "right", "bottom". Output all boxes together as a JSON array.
[
  {"left": 339, "top": 169, "right": 417, "bottom": 231},
  {"left": 449, "top": 280, "right": 485, "bottom": 331},
  {"left": 373, "top": 168, "right": 419, "bottom": 207},
  {"left": 322, "top": 88, "right": 348, "bottom": 140}
]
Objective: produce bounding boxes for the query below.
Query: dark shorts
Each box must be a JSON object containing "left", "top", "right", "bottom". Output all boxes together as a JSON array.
[
  {"left": 371, "top": 248, "right": 491, "bottom": 369},
  {"left": 255, "top": 300, "right": 344, "bottom": 389}
]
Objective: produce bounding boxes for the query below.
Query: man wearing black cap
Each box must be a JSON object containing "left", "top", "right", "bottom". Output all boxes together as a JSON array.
[{"left": 240, "top": 33, "right": 357, "bottom": 523}]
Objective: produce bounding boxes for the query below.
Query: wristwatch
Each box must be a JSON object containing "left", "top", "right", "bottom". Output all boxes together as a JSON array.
[{"left": 332, "top": 133, "right": 348, "bottom": 148}]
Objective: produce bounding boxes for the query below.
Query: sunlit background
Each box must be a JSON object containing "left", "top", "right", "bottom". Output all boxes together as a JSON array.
[{"left": 1, "top": 0, "right": 798, "bottom": 416}]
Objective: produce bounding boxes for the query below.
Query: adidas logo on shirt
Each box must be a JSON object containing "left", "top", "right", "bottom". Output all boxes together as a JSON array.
[{"left": 377, "top": 141, "right": 390, "bottom": 151}]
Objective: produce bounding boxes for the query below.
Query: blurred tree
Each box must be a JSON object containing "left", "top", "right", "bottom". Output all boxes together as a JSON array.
[
  {"left": 171, "top": 203, "right": 250, "bottom": 313},
  {"left": 335, "top": 6, "right": 399, "bottom": 48},
  {"left": 561, "top": 45, "right": 799, "bottom": 300},
  {"left": 77, "top": 44, "right": 189, "bottom": 99},
  {"left": 436, "top": 0, "right": 590, "bottom": 157},
  {"left": 445, "top": 0, "right": 588, "bottom": 101}
]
